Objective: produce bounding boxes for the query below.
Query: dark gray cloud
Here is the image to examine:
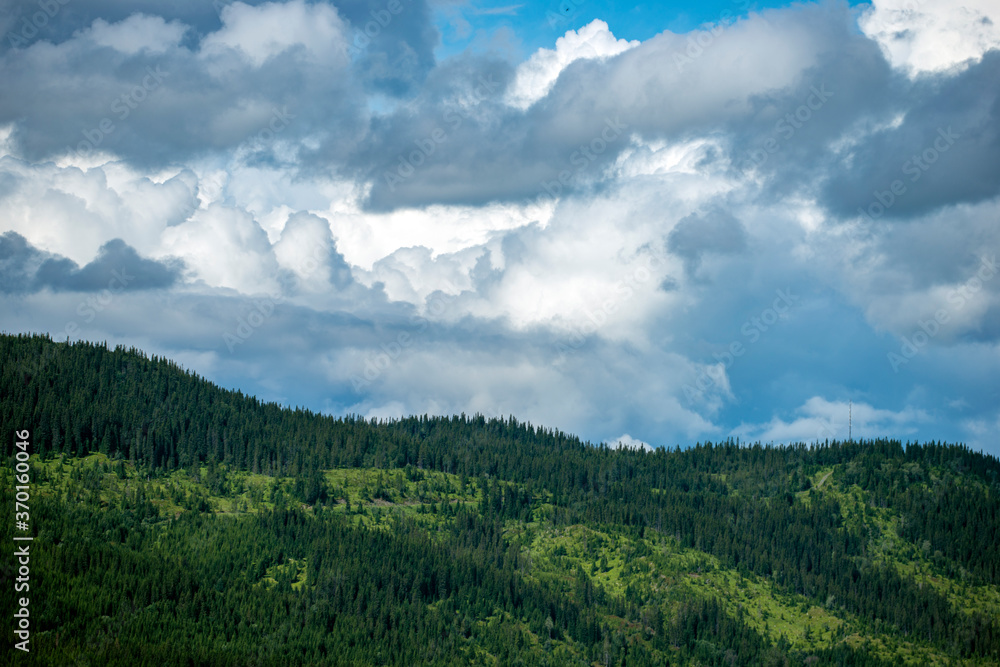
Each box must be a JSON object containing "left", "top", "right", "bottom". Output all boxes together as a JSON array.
[
  {"left": 726, "top": 35, "right": 898, "bottom": 193},
  {"left": 349, "top": 46, "right": 649, "bottom": 211},
  {"left": 2, "top": 0, "right": 997, "bottom": 222},
  {"left": 667, "top": 209, "right": 747, "bottom": 278},
  {"left": 347, "top": 4, "right": 998, "bottom": 221},
  {"left": 0, "top": 0, "right": 441, "bottom": 171},
  {"left": 333, "top": 0, "right": 437, "bottom": 95},
  {"left": 339, "top": 55, "right": 529, "bottom": 209},
  {"left": 0, "top": 3, "right": 362, "bottom": 168},
  {"left": 0, "top": 0, "right": 224, "bottom": 52},
  {"left": 0, "top": 0, "right": 438, "bottom": 69},
  {"left": 821, "top": 51, "right": 1000, "bottom": 220},
  {"left": 0, "top": 232, "right": 182, "bottom": 293},
  {"left": 351, "top": 3, "right": 901, "bottom": 211},
  {"left": 0, "top": 230, "right": 39, "bottom": 293}
]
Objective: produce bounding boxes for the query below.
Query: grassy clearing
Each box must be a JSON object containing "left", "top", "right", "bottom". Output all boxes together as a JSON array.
[
  {"left": 260, "top": 557, "right": 309, "bottom": 590},
  {"left": 32, "top": 454, "right": 481, "bottom": 517},
  {"left": 322, "top": 467, "right": 479, "bottom": 508},
  {"left": 515, "top": 511, "right": 963, "bottom": 665},
  {"left": 812, "top": 466, "right": 1000, "bottom": 624}
]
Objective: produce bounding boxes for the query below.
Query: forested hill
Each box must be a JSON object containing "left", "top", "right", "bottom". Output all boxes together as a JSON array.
[{"left": 3, "top": 332, "right": 1000, "bottom": 666}]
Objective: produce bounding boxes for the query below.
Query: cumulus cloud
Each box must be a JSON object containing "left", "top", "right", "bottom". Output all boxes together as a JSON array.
[
  {"left": 160, "top": 204, "right": 280, "bottom": 294},
  {"left": 504, "top": 19, "right": 639, "bottom": 110},
  {"left": 0, "top": 156, "right": 199, "bottom": 264},
  {"left": 860, "top": 0, "right": 1000, "bottom": 77},
  {"left": 87, "top": 14, "right": 188, "bottom": 55},
  {"left": 201, "top": 0, "right": 349, "bottom": 67},
  {"left": 355, "top": 3, "right": 892, "bottom": 211},
  {"left": 812, "top": 197, "right": 1000, "bottom": 347},
  {"left": 273, "top": 211, "right": 354, "bottom": 292},
  {"left": 0, "top": 4, "right": 359, "bottom": 167}
]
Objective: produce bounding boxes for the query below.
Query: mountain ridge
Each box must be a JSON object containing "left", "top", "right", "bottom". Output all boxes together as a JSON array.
[{"left": 2, "top": 332, "right": 999, "bottom": 665}]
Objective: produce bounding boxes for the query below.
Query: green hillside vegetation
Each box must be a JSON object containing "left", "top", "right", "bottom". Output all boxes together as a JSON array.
[{"left": 2, "top": 333, "right": 999, "bottom": 665}]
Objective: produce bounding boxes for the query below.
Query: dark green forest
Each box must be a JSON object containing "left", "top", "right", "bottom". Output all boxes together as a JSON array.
[{"left": 2, "top": 333, "right": 999, "bottom": 665}]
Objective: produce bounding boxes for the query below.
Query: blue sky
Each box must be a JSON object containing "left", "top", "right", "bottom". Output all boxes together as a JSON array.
[
  {"left": 432, "top": 0, "right": 870, "bottom": 58},
  {"left": 1, "top": 0, "right": 999, "bottom": 455}
]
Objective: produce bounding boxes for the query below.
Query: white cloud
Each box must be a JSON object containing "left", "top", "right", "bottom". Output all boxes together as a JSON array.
[
  {"left": 87, "top": 14, "right": 187, "bottom": 55},
  {"left": 326, "top": 198, "right": 551, "bottom": 271},
  {"left": 0, "top": 157, "right": 198, "bottom": 264},
  {"left": 607, "top": 434, "right": 654, "bottom": 452},
  {"left": 961, "top": 409, "right": 1000, "bottom": 452},
  {"left": 505, "top": 19, "right": 639, "bottom": 110},
  {"left": 336, "top": 343, "right": 719, "bottom": 446},
  {"left": 365, "top": 245, "right": 480, "bottom": 304},
  {"left": 860, "top": 0, "right": 1000, "bottom": 76},
  {"left": 0, "top": 158, "right": 142, "bottom": 264},
  {"left": 731, "top": 397, "right": 931, "bottom": 443},
  {"left": 813, "top": 199, "right": 1000, "bottom": 346},
  {"left": 273, "top": 211, "right": 354, "bottom": 292},
  {"left": 160, "top": 204, "right": 280, "bottom": 294},
  {"left": 201, "top": 0, "right": 349, "bottom": 68}
]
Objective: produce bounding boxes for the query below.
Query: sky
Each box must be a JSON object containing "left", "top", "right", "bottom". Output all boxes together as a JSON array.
[{"left": 1, "top": 0, "right": 999, "bottom": 455}]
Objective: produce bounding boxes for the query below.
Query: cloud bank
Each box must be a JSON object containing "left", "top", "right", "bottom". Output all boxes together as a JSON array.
[{"left": 1, "top": 1, "right": 998, "bottom": 454}]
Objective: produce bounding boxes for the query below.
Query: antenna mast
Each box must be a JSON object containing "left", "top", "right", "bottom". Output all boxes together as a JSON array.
[{"left": 849, "top": 401, "right": 852, "bottom": 442}]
